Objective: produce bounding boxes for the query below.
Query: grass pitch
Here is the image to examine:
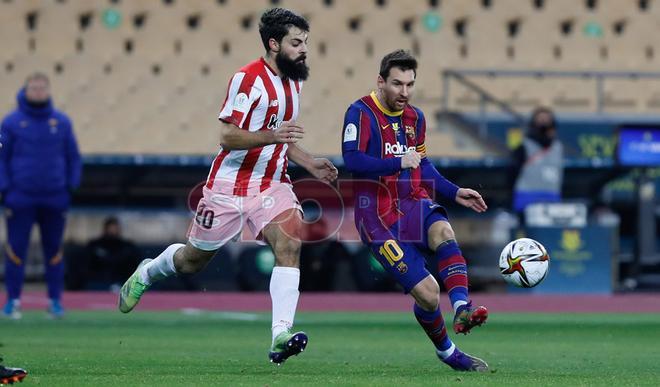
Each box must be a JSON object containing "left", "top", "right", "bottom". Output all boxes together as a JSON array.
[{"left": 2, "top": 311, "right": 659, "bottom": 386}]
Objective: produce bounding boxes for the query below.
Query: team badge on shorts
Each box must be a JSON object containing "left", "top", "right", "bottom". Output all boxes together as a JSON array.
[{"left": 397, "top": 261, "right": 408, "bottom": 274}]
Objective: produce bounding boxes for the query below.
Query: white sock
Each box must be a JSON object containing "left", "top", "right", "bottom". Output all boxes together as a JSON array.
[
  {"left": 139, "top": 243, "right": 184, "bottom": 285},
  {"left": 270, "top": 266, "right": 300, "bottom": 343},
  {"left": 436, "top": 343, "right": 457, "bottom": 359},
  {"left": 453, "top": 300, "right": 468, "bottom": 314}
]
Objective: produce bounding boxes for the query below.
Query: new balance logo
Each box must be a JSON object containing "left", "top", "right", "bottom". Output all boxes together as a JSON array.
[{"left": 384, "top": 142, "right": 412, "bottom": 156}]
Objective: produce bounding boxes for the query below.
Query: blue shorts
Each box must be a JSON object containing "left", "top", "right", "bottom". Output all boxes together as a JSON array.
[{"left": 366, "top": 199, "right": 449, "bottom": 293}]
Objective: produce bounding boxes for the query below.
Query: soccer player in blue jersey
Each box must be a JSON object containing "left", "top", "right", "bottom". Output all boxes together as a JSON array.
[{"left": 342, "top": 50, "right": 489, "bottom": 372}]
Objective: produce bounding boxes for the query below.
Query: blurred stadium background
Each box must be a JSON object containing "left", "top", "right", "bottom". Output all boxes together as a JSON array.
[{"left": 2, "top": 0, "right": 658, "bottom": 294}]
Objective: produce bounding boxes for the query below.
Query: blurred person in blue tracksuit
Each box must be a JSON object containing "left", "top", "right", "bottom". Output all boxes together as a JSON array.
[{"left": 0, "top": 72, "right": 82, "bottom": 319}]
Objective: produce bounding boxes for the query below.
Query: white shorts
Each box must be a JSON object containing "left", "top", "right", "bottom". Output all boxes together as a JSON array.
[{"left": 187, "top": 183, "right": 302, "bottom": 251}]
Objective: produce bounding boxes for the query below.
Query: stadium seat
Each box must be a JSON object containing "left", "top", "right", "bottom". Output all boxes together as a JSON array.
[{"left": 1, "top": 0, "right": 659, "bottom": 157}]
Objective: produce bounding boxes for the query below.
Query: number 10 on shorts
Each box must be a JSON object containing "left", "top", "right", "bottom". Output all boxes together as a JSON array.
[{"left": 379, "top": 239, "right": 404, "bottom": 266}]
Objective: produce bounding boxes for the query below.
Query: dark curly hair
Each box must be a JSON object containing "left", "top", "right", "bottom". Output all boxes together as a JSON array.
[
  {"left": 529, "top": 106, "right": 556, "bottom": 128},
  {"left": 259, "top": 8, "right": 309, "bottom": 53},
  {"left": 379, "top": 50, "right": 417, "bottom": 80}
]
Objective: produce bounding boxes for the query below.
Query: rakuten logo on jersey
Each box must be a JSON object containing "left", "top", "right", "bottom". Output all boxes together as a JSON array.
[{"left": 384, "top": 142, "right": 412, "bottom": 156}]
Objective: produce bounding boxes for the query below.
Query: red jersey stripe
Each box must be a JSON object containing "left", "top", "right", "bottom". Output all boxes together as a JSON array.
[
  {"left": 280, "top": 156, "right": 290, "bottom": 184},
  {"left": 206, "top": 150, "right": 230, "bottom": 189},
  {"left": 230, "top": 84, "right": 261, "bottom": 195},
  {"left": 233, "top": 147, "right": 263, "bottom": 196},
  {"left": 358, "top": 110, "right": 371, "bottom": 152},
  {"left": 260, "top": 79, "right": 294, "bottom": 191},
  {"left": 260, "top": 143, "right": 284, "bottom": 191}
]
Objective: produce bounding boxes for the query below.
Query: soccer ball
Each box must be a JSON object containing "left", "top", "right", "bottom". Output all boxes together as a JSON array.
[{"left": 499, "top": 238, "right": 550, "bottom": 288}]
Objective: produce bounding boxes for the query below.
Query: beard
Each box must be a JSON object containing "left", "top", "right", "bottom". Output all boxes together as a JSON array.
[
  {"left": 384, "top": 95, "right": 407, "bottom": 111},
  {"left": 275, "top": 51, "right": 309, "bottom": 81},
  {"left": 387, "top": 97, "right": 403, "bottom": 111}
]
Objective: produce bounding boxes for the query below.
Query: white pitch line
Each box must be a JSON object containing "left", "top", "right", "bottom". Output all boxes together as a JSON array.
[{"left": 180, "top": 309, "right": 262, "bottom": 321}]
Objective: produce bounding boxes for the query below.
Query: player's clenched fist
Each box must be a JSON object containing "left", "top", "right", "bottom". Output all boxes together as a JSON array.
[
  {"left": 401, "top": 150, "right": 421, "bottom": 169},
  {"left": 273, "top": 120, "right": 305, "bottom": 143}
]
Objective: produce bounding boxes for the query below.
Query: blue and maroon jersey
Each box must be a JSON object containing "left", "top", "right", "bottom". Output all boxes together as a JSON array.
[{"left": 342, "top": 92, "right": 432, "bottom": 240}]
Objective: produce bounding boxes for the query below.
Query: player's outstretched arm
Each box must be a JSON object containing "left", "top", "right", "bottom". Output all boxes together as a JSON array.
[
  {"left": 287, "top": 143, "right": 338, "bottom": 184},
  {"left": 219, "top": 120, "right": 304, "bottom": 150},
  {"left": 419, "top": 158, "right": 487, "bottom": 213},
  {"left": 419, "top": 157, "right": 459, "bottom": 199}
]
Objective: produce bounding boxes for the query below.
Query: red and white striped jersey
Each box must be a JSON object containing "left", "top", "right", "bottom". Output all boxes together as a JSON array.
[{"left": 206, "top": 58, "right": 302, "bottom": 196}]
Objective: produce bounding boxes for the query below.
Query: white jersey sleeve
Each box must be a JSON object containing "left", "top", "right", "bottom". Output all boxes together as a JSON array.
[{"left": 218, "top": 72, "right": 262, "bottom": 129}]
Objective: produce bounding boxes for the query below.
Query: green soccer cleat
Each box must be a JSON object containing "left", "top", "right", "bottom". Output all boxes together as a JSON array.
[
  {"left": 268, "top": 331, "right": 308, "bottom": 364},
  {"left": 118, "top": 259, "right": 151, "bottom": 313}
]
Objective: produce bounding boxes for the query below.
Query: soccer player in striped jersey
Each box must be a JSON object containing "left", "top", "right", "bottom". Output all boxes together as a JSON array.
[
  {"left": 118, "top": 8, "right": 337, "bottom": 364},
  {"left": 342, "top": 50, "right": 489, "bottom": 372}
]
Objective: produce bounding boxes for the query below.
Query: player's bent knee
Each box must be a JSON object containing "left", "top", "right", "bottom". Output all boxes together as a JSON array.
[
  {"left": 273, "top": 238, "right": 301, "bottom": 267},
  {"left": 435, "top": 223, "right": 455, "bottom": 242},
  {"left": 417, "top": 292, "right": 439, "bottom": 312},
  {"left": 441, "top": 226, "right": 455, "bottom": 241},
  {"left": 428, "top": 222, "right": 456, "bottom": 250},
  {"left": 411, "top": 276, "right": 440, "bottom": 311},
  {"left": 276, "top": 236, "right": 301, "bottom": 256}
]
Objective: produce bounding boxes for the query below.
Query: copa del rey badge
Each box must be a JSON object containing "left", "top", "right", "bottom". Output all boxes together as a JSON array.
[
  {"left": 343, "top": 123, "right": 357, "bottom": 142},
  {"left": 233, "top": 92, "right": 249, "bottom": 113}
]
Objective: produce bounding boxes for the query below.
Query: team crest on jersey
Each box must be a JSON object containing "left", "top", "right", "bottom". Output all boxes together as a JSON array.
[
  {"left": 49, "top": 118, "right": 58, "bottom": 126},
  {"left": 234, "top": 92, "right": 249, "bottom": 112},
  {"left": 405, "top": 125, "right": 415, "bottom": 139}
]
